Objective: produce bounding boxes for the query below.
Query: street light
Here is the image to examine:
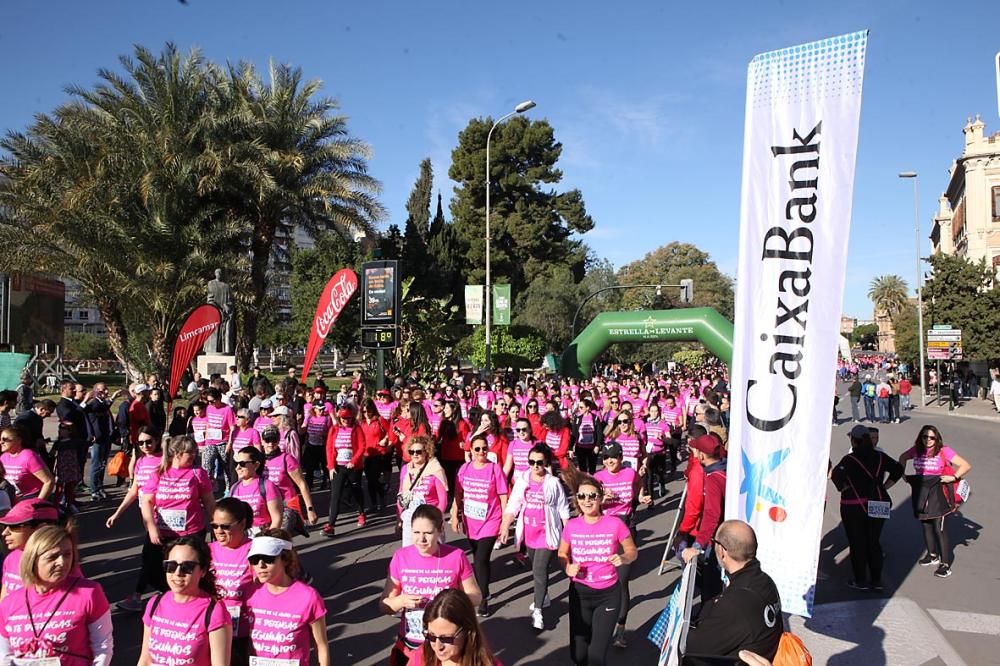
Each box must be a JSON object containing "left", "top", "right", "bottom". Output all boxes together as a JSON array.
[
  {"left": 899, "top": 171, "right": 928, "bottom": 406},
  {"left": 485, "top": 99, "right": 536, "bottom": 377}
]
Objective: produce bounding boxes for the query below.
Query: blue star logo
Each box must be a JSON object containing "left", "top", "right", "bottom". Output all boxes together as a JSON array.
[{"left": 740, "top": 447, "right": 791, "bottom": 517}]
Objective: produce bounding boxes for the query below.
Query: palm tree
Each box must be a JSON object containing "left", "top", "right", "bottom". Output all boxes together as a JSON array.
[
  {"left": 212, "top": 61, "right": 385, "bottom": 369},
  {"left": 868, "top": 275, "right": 910, "bottom": 317}
]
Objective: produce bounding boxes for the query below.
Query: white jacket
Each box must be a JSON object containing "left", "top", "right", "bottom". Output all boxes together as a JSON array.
[{"left": 504, "top": 473, "right": 571, "bottom": 550}]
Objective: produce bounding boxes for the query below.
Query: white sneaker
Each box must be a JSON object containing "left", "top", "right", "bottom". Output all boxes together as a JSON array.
[
  {"left": 528, "top": 595, "right": 551, "bottom": 611},
  {"left": 531, "top": 608, "right": 544, "bottom": 630}
]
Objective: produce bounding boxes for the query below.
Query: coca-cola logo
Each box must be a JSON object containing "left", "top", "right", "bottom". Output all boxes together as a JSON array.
[{"left": 315, "top": 271, "right": 357, "bottom": 338}]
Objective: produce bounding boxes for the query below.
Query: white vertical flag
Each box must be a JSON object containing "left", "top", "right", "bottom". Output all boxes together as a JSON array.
[{"left": 726, "top": 31, "right": 868, "bottom": 617}]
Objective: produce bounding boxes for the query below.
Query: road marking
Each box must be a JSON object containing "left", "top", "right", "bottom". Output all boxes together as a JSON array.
[{"left": 929, "top": 608, "right": 1000, "bottom": 636}]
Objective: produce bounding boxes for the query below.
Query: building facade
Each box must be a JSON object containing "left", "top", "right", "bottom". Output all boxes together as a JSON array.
[{"left": 931, "top": 116, "right": 1000, "bottom": 275}]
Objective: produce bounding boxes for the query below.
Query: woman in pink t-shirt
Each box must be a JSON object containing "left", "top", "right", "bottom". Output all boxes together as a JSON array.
[
  {"left": 899, "top": 425, "right": 972, "bottom": 578},
  {"left": 261, "top": 428, "right": 318, "bottom": 536},
  {"left": 229, "top": 447, "right": 283, "bottom": 531},
  {"left": 232, "top": 410, "right": 263, "bottom": 452},
  {"left": 381, "top": 505, "right": 481, "bottom": 666},
  {"left": 0, "top": 425, "right": 53, "bottom": 501},
  {"left": 397, "top": 436, "right": 449, "bottom": 549},
  {"left": 244, "top": 530, "right": 329, "bottom": 666},
  {"left": 558, "top": 468, "right": 637, "bottom": 665},
  {"left": 139, "top": 537, "right": 231, "bottom": 666},
  {"left": 106, "top": 427, "right": 164, "bottom": 612},
  {"left": 407, "top": 588, "right": 502, "bottom": 666},
  {"left": 450, "top": 435, "right": 509, "bottom": 617},
  {"left": 208, "top": 499, "right": 254, "bottom": 666},
  {"left": 0, "top": 499, "right": 64, "bottom": 602},
  {"left": 499, "top": 444, "right": 571, "bottom": 631},
  {"left": 0, "top": 525, "right": 112, "bottom": 666}
]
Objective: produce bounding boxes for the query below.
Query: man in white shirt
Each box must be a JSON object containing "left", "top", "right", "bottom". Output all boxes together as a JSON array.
[{"left": 990, "top": 370, "right": 1000, "bottom": 413}]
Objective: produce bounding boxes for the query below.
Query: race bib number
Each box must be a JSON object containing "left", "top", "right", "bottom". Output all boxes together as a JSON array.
[
  {"left": 404, "top": 609, "right": 425, "bottom": 642},
  {"left": 622, "top": 456, "right": 638, "bottom": 470},
  {"left": 956, "top": 479, "right": 971, "bottom": 503},
  {"left": 194, "top": 430, "right": 206, "bottom": 443},
  {"left": 336, "top": 447, "right": 352, "bottom": 464},
  {"left": 207, "top": 428, "right": 223, "bottom": 440},
  {"left": 486, "top": 452, "right": 498, "bottom": 464},
  {"left": 158, "top": 508, "right": 187, "bottom": 532},
  {"left": 13, "top": 659, "right": 60, "bottom": 666},
  {"left": 463, "top": 498, "right": 489, "bottom": 521},
  {"left": 867, "top": 501, "right": 890, "bottom": 520},
  {"left": 227, "top": 604, "right": 242, "bottom": 633},
  {"left": 249, "top": 658, "right": 299, "bottom": 666}
]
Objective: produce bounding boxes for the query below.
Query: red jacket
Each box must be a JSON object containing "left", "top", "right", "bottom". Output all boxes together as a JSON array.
[
  {"left": 359, "top": 417, "right": 390, "bottom": 457},
  {"left": 390, "top": 419, "right": 430, "bottom": 464},
  {"left": 542, "top": 427, "right": 571, "bottom": 469},
  {"left": 325, "top": 423, "right": 365, "bottom": 469},
  {"left": 679, "top": 456, "right": 704, "bottom": 534},
  {"left": 692, "top": 460, "right": 727, "bottom": 549}
]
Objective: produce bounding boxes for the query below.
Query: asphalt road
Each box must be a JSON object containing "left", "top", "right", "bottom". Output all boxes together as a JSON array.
[{"left": 68, "top": 397, "right": 996, "bottom": 665}]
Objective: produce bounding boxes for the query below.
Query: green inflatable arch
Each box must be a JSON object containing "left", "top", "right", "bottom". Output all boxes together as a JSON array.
[{"left": 561, "top": 307, "right": 734, "bottom": 378}]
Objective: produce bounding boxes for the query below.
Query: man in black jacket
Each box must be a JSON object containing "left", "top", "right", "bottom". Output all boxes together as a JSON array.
[{"left": 683, "top": 520, "right": 783, "bottom": 664}]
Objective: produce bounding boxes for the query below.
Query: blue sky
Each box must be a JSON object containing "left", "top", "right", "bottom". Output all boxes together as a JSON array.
[{"left": 4, "top": 0, "right": 999, "bottom": 319}]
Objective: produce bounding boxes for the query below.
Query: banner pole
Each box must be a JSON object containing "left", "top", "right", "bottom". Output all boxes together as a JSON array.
[
  {"left": 658, "top": 485, "right": 687, "bottom": 576},
  {"left": 376, "top": 349, "right": 385, "bottom": 391}
]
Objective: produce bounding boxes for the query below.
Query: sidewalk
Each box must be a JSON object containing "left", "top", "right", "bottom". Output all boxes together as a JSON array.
[{"left": 910, "top": 386, "right": 1000, "bottom": 423}]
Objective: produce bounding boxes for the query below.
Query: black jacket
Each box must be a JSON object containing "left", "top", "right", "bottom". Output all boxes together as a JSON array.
[
  {"left": 570, "top": 412, "right": 604, "bottom": 450},
  {"left": 683, "top": 559, "right": 783, "bottom": 663},
  {"left": 831, "top": 450, "right": 903, "bottom": 507}
]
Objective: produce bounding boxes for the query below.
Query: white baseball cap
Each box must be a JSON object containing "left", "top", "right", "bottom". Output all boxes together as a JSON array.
[
  {"left": 260, "top": 399, "right": 274, "bottom": 409},
  {"left": 134, "top": 384, "right": 151, "bottom": 393},
  {"left": 271, "top": 406, "right": 289, "bottom": 416},
  {"left": 248, "top": 536, "right": 293, "bottom": 559}
]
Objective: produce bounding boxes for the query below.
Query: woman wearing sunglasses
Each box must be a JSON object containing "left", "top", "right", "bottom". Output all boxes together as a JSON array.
[
  {"left": 244, "top": 530, "right": 329, "bottom": 666},
  {"left": 228, "top": 447, "right": 283, "bottom": 532},
  {"left": 140, "top": 536, "right": 231, "bottom": 666},
  {"left": 605, "top": 413, "right": 645, "bottom": 473},
  {"left": 397, "top": 436, "right": 448, "bottom": 548},
  {"left": 594, "top": 443, "right": 651, "bottom": 649},
  {"left": 208, "top": 498, "right": 255, "bottom": 666},
  {"left": 451, "top": 435, "right": 509, "bottom": 617},
  {"left": 410, "top": 588, "right": 501, "bottom": 666},
  {"left": 139, "top": 436, "right": 216, "bottom": 563},
  {"left": 505, "top": 417, "right": 536, "bottom": 481},
  {"left": 558, "top": 467, "right": 637, "bottom": 666},
  {"left": 499, "top": 444, "right": 571, "bottom": 631},
  {"left": 260, "top": 427, "right": 317, "bottom": 536},
  {"left": 381, "top": 504, "right": 481, "bottom": 666},
  {"left": 231, "top": 409, "right": 262, "bottom": 452},
  {"left": 0, "top": 424, "right": 53, "bottom": 501},
  {"left": 467, "top": 412, "right": 508, "bottom": 467},
  {"left": 303, "top": 401, "right": 332, "bottom": 492},
  {"left": 107, "top": 427, "right": 164, "bottom": 611},
  {"left": 0, "top": 525, "right": 112, "bottom": 666}
]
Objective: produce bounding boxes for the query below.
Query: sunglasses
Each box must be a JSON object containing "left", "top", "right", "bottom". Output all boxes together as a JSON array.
[
  {"left": 163, "top": 560, "right": 198, "bottom": 575},
  {"left": 515, "top": 427, "right": 529, "bottom": 433},
  {"left": 528, "top": 459, "right": 547, "bottom": 467},
  {"left": 472, "top": 446, "right": 487, "bottom": 453},
  {"left": 408, "top": 449, "right": 425, "bottom": 456},
  {"left": 617, "top": 419, "right": 630, "bottom": 424},
  {"left": 576, "top": 492, "right": 600, "bottom": 501},
  {"left": 0, "top": 437, "right": 16, "bottom": 442},
  {"left": 138, "top": 439, "right": 156, "bottom": 446},
  {"left": 235, "top": 460, "right": 256, "bottom": 468},
  {"left": 423, "top": 629, "right": 463, "bottom": 645},
  {"left": 922, "top": 435, "right": 938, "bottom": 441},
  {"left": 249, "top": 554, "right": 277, "bottom": 567},
  {"left": 711, "top": 537, "right": 728, "bottom": 550},
  {"left": 237, "top": 415, "right": 248, "bottom": 419},
  {"left": 527, "top": 405, "right": 537, "bottom": 410},
  {"left": 209, "top": 522, "right": 233, "bottom": 531}
]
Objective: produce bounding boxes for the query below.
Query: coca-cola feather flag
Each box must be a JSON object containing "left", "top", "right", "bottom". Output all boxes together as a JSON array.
[
  {"left": 167, "top": 303, "right": 222, "bottom": 402},
  {"left": 301, "top": 269, "right": 358, "bottom": 384}
]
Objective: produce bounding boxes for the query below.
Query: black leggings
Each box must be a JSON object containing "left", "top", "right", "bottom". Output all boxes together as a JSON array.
[
  {"left": 364, "top": 455, "right": 391, "bottom": 507},
  {"left": 469, "top": 536, "right": 497, "bottom": 600},
  {"left": 441, "top": 459, "right": 463, "bottom": 503},
  {"left": 841, "top": 504, "right": 885, "bottom": 583},
  {"left": 575, "top": 448, "right": 598, "bottom": 475},
  {"left": 644, "top": 452, "right": 668, "bottom": 494},
  {"left": 526, "top": 546, "right": 555, "bottom": 609},
  {"left": 569, "top": 581, "right": 621, "bottom": 666},
  {"left": 301, "top": 445, "right": 327, "bottom": 489},
  {"left": 615, "top": 522, "right": 638, "bottom": 625},
  {"left": 327, "top": 465, "right": 364, "bottom": 526},
  {"left": 921, "top": 516, "right": 952, "bottom": 565},
  {"left": 138, "top": 533, "right": 167, "bottom": 594}
]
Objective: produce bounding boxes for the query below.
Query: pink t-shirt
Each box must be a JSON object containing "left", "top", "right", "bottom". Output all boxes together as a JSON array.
[
  {"left": 233, "top": 427, "right": 262, "bottom": 452},
  {"left": 305, "top": 415, "right": 331, "bottom": 447},
  {"left": 457, "top": 462, "right": 509, "bottom": 541},
  {"left": 397, "top": 467, "right": 448, "bottom": 515},
  {"left": 228, "top": 478, "right": 282, "bottom": 528},
  {"left": 644, "top": 420, "right": 666, "bottom": 454},
  {"left": 264, "top": 453, "right": 300, "bottom": 502},
  {"left": 142, "top": 591, "right": 230, "bottom": 666},
  {"left": 190, "top": 415, "right": 209, "bottom": 446},
  {"left": 407, "top": 650, "right": 503, "bottom": 666},
  {"left": 142, "top": 467, "right": 213, "bottom": 538},
  {"left": 208, "top": 541, "right": 253, "bottom": 637},
  {"left": 1, "top": 551, "right": 22, "bottom": 597},
  {"left": 134, "top": 454, "right": 163, "bottom": 499},
  {"left": 561, "top": 514, "right": 632, "bottom": 590},
  {"left": 576, "top": 413, "right": 597, "bottom": 448},
  {"left": 245, "top": 580, "right": 326, "bottom": 663},
  {"left": 375, "top": 400, "right": 396, "bottom": 421},
  {"left": 1, "top": 449, "right": 46, "bottom": 498},
  {"left": 506, "top": 438, "right": 533, "bottom": 477},
  {"left": 523, "top": 478, "right": 548, "bottom": 549},
  {"left": 253, "top": 416, "right": 271, "bottom": 435},
  {"left": 595, "top": 467, "right": 638, "bottom": 517},
  {"left": 0, "top": 576, "right": 109, "bottom": 666},
  {"left": 612, "top": 433, "right": 643, "bottom": 469},
  {"left": 905, "top": 446, "right": 957, "bottom": 476},
  {"left": 388, "top": 544, "right": 474, "bottom": 646},
  {"left": 205, "top": 404, "right": 236, "bottom": 447}
]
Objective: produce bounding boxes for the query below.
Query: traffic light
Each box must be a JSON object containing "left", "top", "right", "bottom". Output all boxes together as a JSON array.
[{"left": 679, "top": 279, "right": 694, "bottom": 304}]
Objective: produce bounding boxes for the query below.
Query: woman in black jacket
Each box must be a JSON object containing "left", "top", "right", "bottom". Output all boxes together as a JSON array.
[{"left": 831, "top": 425, "right": 903, "bottom": 592}]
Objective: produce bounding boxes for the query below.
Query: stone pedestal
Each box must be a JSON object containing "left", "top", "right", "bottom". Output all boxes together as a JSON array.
[{"left": 197, "top": 354, "right": 237, "bottom": 380}]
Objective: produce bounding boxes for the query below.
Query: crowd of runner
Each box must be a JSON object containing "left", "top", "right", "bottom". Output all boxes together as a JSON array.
[{"left": 0, "top": 359, "right": 970, "bottom": 665}]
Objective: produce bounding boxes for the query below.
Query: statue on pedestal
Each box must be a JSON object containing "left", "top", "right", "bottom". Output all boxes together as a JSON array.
[{"left": 204, "top": 269, "right": 234, "bottom": 355}]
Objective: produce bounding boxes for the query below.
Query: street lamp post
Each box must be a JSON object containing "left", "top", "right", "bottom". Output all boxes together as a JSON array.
[
  {"left": 899, "top": 171, "right": 928, "bottom": 406},
  {"left": 485, "top": 99, "right": 536, "bottom": 378}
]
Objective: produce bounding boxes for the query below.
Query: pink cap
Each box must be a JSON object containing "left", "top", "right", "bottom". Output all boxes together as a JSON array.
[{"left": 0, "top": 499, "right": 60, "bottom": 525}]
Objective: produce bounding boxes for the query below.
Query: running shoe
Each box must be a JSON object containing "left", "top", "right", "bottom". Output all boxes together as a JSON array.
[
  {"left": 322, "top": 524, "right": 336, "bottom": 538},
  {"left": 934, "top": 564, "right": 952, "bottom": 578},
  {"left": 918, "top": 554, "right": 941, "bottom": 566},
  {"left": 612, "top": 626, "right": 627, "bottom": 648},
  {"left": 477, "top": 601, "right": 490, "bottom": 618},
  {"left": 846, "top": 580, "right": 869, "bottom": 590},
  {"left": 116, "top": 595, "right": 144, "bottom": 612},
  {"left": 528, "top": 595, "right": 551, "bottom": 611},
  {"left": 531, "top": 608, "right": 544, "bottom": 631},
  {"left": 357, "top": 514, "right": 366, "bottom": 528}
]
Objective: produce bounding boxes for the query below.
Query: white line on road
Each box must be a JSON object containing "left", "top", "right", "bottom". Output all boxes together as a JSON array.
[{"left": 929, "top": 608, "right": 1000, "bottom": 636}]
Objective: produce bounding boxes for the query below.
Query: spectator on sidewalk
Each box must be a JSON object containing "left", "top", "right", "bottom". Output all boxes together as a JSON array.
[
  {"left": 899, "top": 376, "right": 913, "bottom": 411},
  {"left": 847, "top": 377, "right": 862, "bottom": 422},
  {"left": 681, "top": 434, "right": 728, "bottom": 603}
]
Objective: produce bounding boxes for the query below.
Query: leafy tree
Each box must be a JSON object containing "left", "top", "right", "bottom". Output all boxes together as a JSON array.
[
  {"left": 672, "top": 349, "right": 707, "bottom": 367},
  {"left": 868, "top": 275, "right": 909, "bottom": 318},
  {"left": 460, "top": 325, "right": 547, "bottom": 372},
  {"left": 448, "top": 116, "right": 594, "bottom": 299},
  {"left": 64, "top": 331, "right": 112, "bottom": 360},
  {"left": 378, "top": 224, "right": 404, "bottom": 261},
  {"left": 289, "top": 232, "right": 362, "bottom": 354},
  {"left": 923, "top": 254, "right": 1000, "bottom": 361},
  {"left": 401, "top": 159, "right": 433, "bottom": 288},
  {"left": 891, "top": 303, "right": 920, "bottom": 370},
  {"left": 616, "top": 242, "right": 735, "bottom": 319},
  {"left": 850, "top": 323, "right": 879, "bottom": 350},
  {"left": 375, "top": 278, "right": 463, "bottom": 381},
  {"left": 514, "top": 266, "right": 581, "bottom": 351}
]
